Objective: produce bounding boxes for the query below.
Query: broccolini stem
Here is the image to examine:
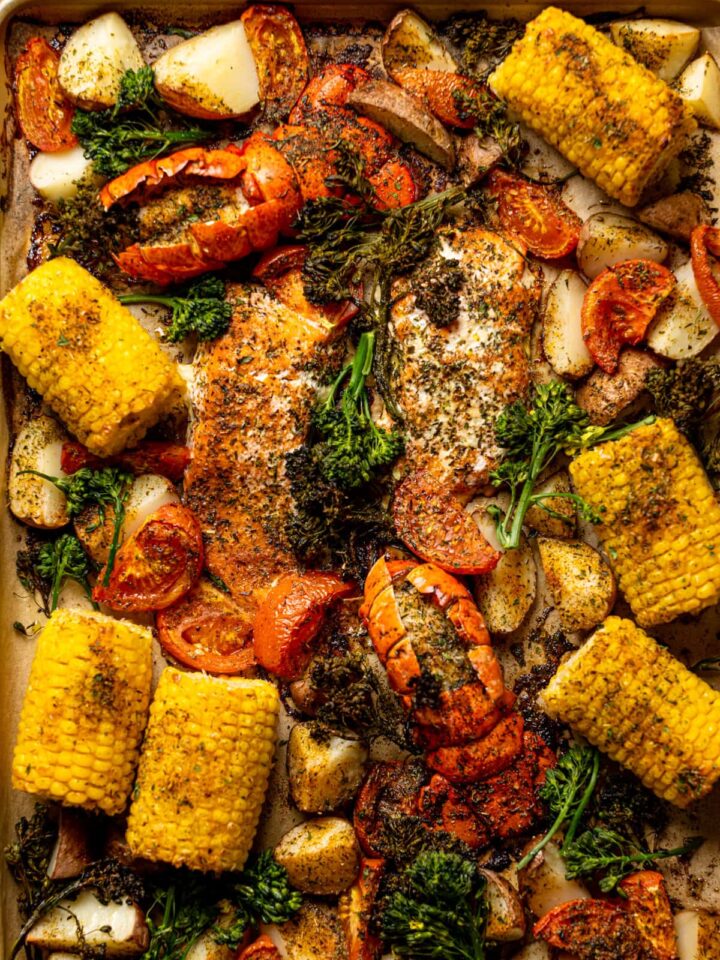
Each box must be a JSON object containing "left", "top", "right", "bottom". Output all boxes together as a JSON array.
[
  {"left": 563, "top": 750, "right": 600, "bottom": 848},
  {"left": 515, "top": 795, "right": 572, "bottom": 872},
  {"left": 118, "top": 293, "right": 178, "bottom": 309},
  {"left": 347, "top": 332, "right": 375, "bottom": 402},
  {"left": 103, "top": 497, "right": 126, "bottom": 587}
]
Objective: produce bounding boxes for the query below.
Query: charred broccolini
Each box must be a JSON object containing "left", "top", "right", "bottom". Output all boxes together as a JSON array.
[
  {"left": 35, "top": 533, "right": 96, "bottom": 612},
  {"left": 119, "top": 275, "right": 233, "bottom": 342}
]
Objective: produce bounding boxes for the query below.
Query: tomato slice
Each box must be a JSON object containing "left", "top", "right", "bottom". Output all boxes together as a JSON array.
[
  {"left": 534, "top": 899, "right": 644, "bottom": 960},
  {"left": 691, "top": 224, "right": 720, "bottom": 328},
  {"left": 342, "top": 857, "right": 386, "bottom": 960},
  {"left": 393, "top": 470, "right": 500, "bottom": 575},
  {"left": 15, "top": 37, "right": 77, "bottom": 152},
  {"left": 253, "top": 571, "right": 356, "bottom": 680},
  {"left": 239, "top": 935, "right": 282, "bottom": 960},
  {"left": 393, "top": 67, "right": 480, "bottom": 129},
  {"left": 619, "top": 872, "right": 678, "bottom": 960},
  {"left": 241, "top": 4, "right": 309, "bottom": 121},
  {"left": 61, "top": 440, "right": 191, "bottom": 483},
  {"left": 487, "top": 170, "right": 582, "bottom": 259},
  {"left": 581, "top": 259, "right": 675, "bottom": 374},
  {"left": 93, "top": 503, "right": 203, "bottom": 611},
  {"left": 156, "top": 578, "right": 255, "bottom": 674}
]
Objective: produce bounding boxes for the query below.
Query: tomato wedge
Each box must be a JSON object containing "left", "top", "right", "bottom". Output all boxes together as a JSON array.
[
  {"left": 691, "top": 224, "right": 720, "bottom": 327},
  {"left": 487, "top": 170, "right": 582, "bottom": 259},
  {"left": 619, "top": 872, "right": 677, "bottom": 960},
  {"left": 14, "top": 37, "right": 77, "bottom": 152},
  {"left": 61, "top": 440, "right": 191, "bottom": 483},
  {"left": 393, "top": 470, "right": 500, "bottom": 575},
  {"left": 156, "top": 578, "right": 255, "bottom": 674},
  {"left": 241, "top": 4, "right": 309, "bottom": 121},
  {"left": 93, "top": 503, "right": 203, "bottom": 611},
  {"left": 239, "top": 935, "right": 282, "bottom": 960},
  {"left": 534, "top": 899, "right": 644, "bottom": 960},
  {"left": 253, "top": 571, "right": 355, "bottom": 680},
  {"left": 392, "top": 67, "right": 481, "bottom": 129},
  {"left": 581, "top": 259, "right": 676, "bottom": 374}
]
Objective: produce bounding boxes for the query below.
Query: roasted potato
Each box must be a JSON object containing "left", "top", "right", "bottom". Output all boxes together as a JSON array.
[
  {"left": 186, "top": 933, "right": 236, "bottom": 960},
  {"left": 58, "top": 13, "right": 145, "bottom": 110},
  {"left": 543, "top": 270, "right": 594, "bottom": 379},
  {"left": 647, "top": 259, "right": 719, "bottom": 359},
  {"left": 609, "top": 19, "right": 699, "bottom": 81},
  {"left": 26, "top": 889, "right": 148, "bottom": 956},
  {"left": 47, "top": 808, "right": 93, "bottom": 880},
  {"left": 348, "top": 79, "right": 455, "bottom": 169},
  {"left": 287, "top": 723, "right": 368, "bottom": 814},
  {"left": 537, "top": 538, "right": 616, "bottom": 632},
  {"left": 263, "top": 902, "right": 347, "bottom": 960},
  {"left": 474, "top": 535, "right": 536, "bottom": 636},
  {"left": 678, "top": 53, "right": 720, "bottom": 129},
  {"left": 457, "top": 133, "right": 503, "bottom": 187},
  {"left": 675, "top": 909, "right": 720, "bottom": 960},
  {"left": 29, "top": 146, "right": 98, "bottom": 204},
  {"left": 518, "top": 838, "right": 591, "bottom": 920},
  {"left": 382, "top": 9, "right": 458, "bottom": 79},
  {"left": 576, "top": 213, "right": 668, "bottom": 280},
  {"left": 273, "top": 817, "right": 360, "bottom": 895},
  {"left": 637, "top": 191, "right": 711, "bottom": 241},
  {"left": 153, "top": 21, "right": 260, "bottom": 120},
  {"left": 574, "top": 349, "right": 662, "bottom": 426},
  {"left": 525, "top": 471, "right": 577, "bottom": 538},
  {"left": 9, "top": 416, "right": 70, "bottom": 529},
  {"left": 480, "top": 869, "right": 525, "bottom": 942},
  {"left": 510, "top": 945, "right": 553, "bottom": 960}
]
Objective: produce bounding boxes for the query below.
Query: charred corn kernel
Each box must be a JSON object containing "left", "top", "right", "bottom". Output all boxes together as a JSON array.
[
  {"left": 489, "top": 7, "right": 696, "bottom": 206},
  {"left": 570, "top": 418, "right": 720, "bottom": 627},
  {"left": 126, "top": 669, "right": 279, "bottom": 872},
  {"left": 12, "top": 609, "right": 152, "bottom": 815},
  {"left": 0, "top": 258, "right": 185, "bottom": 456},
  {"left": 542, "top": 616, "right": 720, "bottom": 807}
]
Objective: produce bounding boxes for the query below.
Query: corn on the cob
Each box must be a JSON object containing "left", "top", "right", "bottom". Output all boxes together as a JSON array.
[
  {"left": 570, "top": 418, "right": 720, "bottom": 627},
  {"left": 126, "top": 669, "right": 279, "bottom": 872},
  {"left": 0, "top": 257, "right": 185, "bottom": 456},
  {"left": 12, "top": 609, "right": 152, "bottom": 815},
  {"left": 542, "top": 616, "right": 720, "bottom": 807},
  {"left": 489, "top": 7, "right": 696, "bottom": 206}
]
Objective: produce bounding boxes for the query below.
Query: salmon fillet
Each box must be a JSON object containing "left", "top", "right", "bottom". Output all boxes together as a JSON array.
[
  {"left": 389, "top": 226, "right": 541, "bottom": 494},
  {"left": 184, "top": 282, "right": 345, "bottom": 611}
]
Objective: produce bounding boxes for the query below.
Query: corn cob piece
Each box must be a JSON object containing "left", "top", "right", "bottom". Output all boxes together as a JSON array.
[
  {"left": 0, "top": 257, "right": 185, "bottom": 456},
  {"left": 489, "top": 7, "right": 696, "bottom": 206},
  {"left": 570, "top": 418, "right": 720, "bottom": 627},
  {"left": 542, "top": 616, "right": 720, "bottom": 806},
  {"left": 12, "top": 609, "right": 152, "bottom": 815},
  {"left": 126, "top": 669, "right": 279, "bottom": 872}
]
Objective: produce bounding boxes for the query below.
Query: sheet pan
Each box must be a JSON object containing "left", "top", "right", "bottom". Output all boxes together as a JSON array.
[{"left": 1, "top": 1, "right": 720, "bottom": 954}]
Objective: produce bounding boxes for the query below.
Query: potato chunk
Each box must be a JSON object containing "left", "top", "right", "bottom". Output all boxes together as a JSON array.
[
  {"left": 288, "top": 723, "right": 368, "bottom": 814},
  {"left": 274, "top": 818, "right": 360, "bottom": 895},
  {"left": 58, "top": 13, "right": 144, "bottom": 109},
  {"left": 537, "top": 538, "right": 616, "bottom": 632}
]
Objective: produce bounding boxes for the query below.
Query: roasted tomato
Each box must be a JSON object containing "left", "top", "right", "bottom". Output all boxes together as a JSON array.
[
  {"left": 619, "top": 871, "right": 678, "bottom": 960},
  {"left": 156, "top": 578, "right": 255, "bottom": 674},
  {"left": 339, "top": 857, "right": 386, "bottom": 960},
  {"left": 534, "top": 899, "right": 644, "bottom": 960},
  {"left": 241, "top": 4, "right": 309, "bottom": 121},
  {"left": 93, "top": 503, "right": 203, "bottom": 611},
  {"left": 238, "top": 935, "right": 280, "bottom": 960},
  {"left": 581, "top": 259, "right": 676, "bottom": 373},
  {"left": 14, "top": 37, "right": 77, "bottom": 152},
  {"left": 691, "top": 224, "right": 720, "bottom": 327},
  {"left": 61, "top": 440, "right": 191, "bottom": 483},
  {"left": 392, "top": 470, "right": 500, "bottom": 575},
  {"left": 253, "top": 571, "right": 356, "bottom": 680},
  {"left": 392, "top": 67, "right": 481, "bottom": 129},
  {"left": 487, "top": 170, "right": 582, "bottom": 259}
]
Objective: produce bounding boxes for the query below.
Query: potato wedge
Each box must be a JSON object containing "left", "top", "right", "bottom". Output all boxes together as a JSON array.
[
  {"left": 637, "top": 192, "right": 710, "bottom": 241},
  {"left": 263, "top": 902, "right": 346, "bottom": 960},
  {"left": 574, "top": 349, "right": 663, "bottom": 426},
  {"left": 479, "top": 869, "right": 525, "bottom": 942},
  {"left": 647, "top": 259, "right": 719, "bottom": 359},
  {"left": 537, "top": 538, "right": 616, "bottom": 632},
  {"left": 186, "top": 932, "right": 236, "bottom": 960},
  {"left": 26, "top": 889, "right": 148, "bottom": 956},
  {"left": 288, "top": 723, "right": 368, "bottom": 814},
  {"left": 29, "top": 146, "right": 98, "bottom": 204},
  {"left": 474, "top": 535, "right": 536, "bottom": 635},
  {"left": 153, "top": 21, "right": 260, "bottom": 120},
  {"left": 47, "top": 808, "right": 93, "bottom": 880},
  {"left": 518, "top": 838, "right": 591, "bottom": 920},
  {"left": 9, "top": 416, "right": 70, "bottom": 529},
  {"left": 348, "top": 79, "right": 455, "bottom": 169},
  {"left": 525, "top": 471, "right": 577, "bottom": 539},
  {"left": 675, "top": 909, "right": 720, "bottom": 960},
  {"left": 58, "top": 13, "right": 144, "bottom": 110},
  {"left": 274, "top": 817, "right": 360, "bottom": 895},
  {"left": 576, "top": 213, "right": 668, "bottom": 280},
  {"left": 382, "top": 9, "right": 458, "bottom": 80},
  {"left": 678, "top": 53, "right": 720, "bottom": 129},
  {"left": 457, "top": 133, "right": 502, "bottom": 187},
  {"left": 610, "top": 19, "right": 699, "bottom": 81},
  {"left": 543, "top": 270, "right": 594, "bottom": 379}
]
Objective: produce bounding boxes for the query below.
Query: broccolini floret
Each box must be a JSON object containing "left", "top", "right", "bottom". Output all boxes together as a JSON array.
[
  {"left": 35, "top": 533, "right": 96, "bottom": 612},
  {"left": 119, "top": 275, "right": 232, "bottom": 342}
]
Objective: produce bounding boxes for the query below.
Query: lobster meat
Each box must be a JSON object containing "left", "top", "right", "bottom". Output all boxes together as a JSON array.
[{"left": 100, "top": 64, "right": 418, "bottom": 284}]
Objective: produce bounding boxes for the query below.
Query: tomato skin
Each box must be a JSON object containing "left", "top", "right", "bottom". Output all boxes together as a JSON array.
[
  {"left": 156, "top": 578, "right": 255, "bottom": 674},
  {"left": 393, "top": 470, "right": 500, "bottom": 575},
  {"left": 487, "top": 170, "right": 582, "bottom": 259},
  {"left": 253, "top": 571, "right": 356, "bottom": 680},
  {"left": 619, "top": 871, "right": 677, "bottom": 960},
  {"left": 61, "top": 440, "right": 191, "bottom": 483},
  {"left": 241, "top": 4, "right": 309, "bottom": 121},
  {"left": 534, "top": 899, "right": 643, "bottom": 960},
  {"left": 341, "top": 857, "right": 386, "bottom": 960},
  {"left": 581, "top": 259, "right": 676, "bottom": 373},
  {"left": 93, "top": 503, "right": 203, "bottom": 611},
  {"left": 15, "top": 37, "right": 77, "bottom": 152},
  {"left": 238, "top": 935, "right": 281, "bottom": 960},
  {"left": 691, "top": 224, "right": 720, "bottom": 327}
]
